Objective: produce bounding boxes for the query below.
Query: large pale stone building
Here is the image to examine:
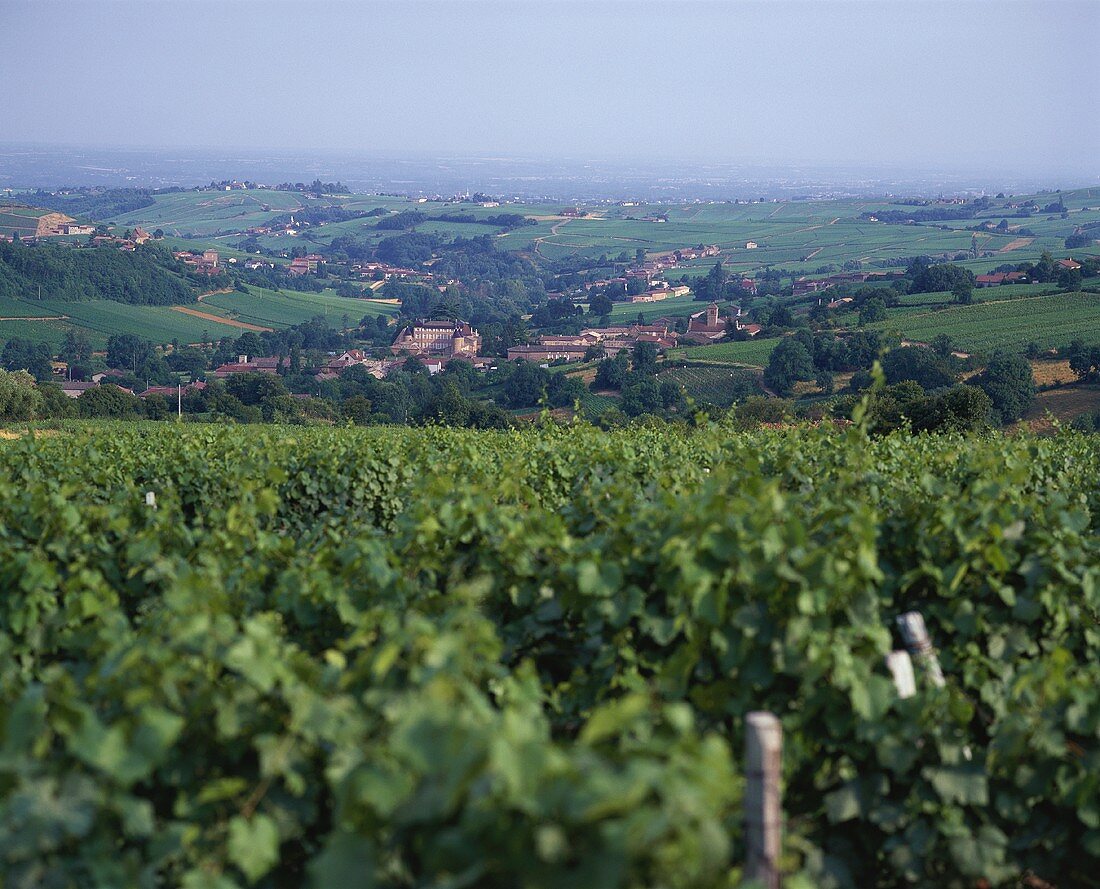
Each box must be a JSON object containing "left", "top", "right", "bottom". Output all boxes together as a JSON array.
[{"left": 390, "top": 320, "right": 482, "bottom": 357}]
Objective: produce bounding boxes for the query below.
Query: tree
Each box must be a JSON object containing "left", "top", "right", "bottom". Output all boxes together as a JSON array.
[
  {"left": 61, "top": 330, "right": 93, "bottom": 366},
  {"left": 1066, "top": 341, "right": 1100, "bottom": 382},
  {"left": 659, "top": 380, "right": 683, "bottom": 410},
  {"left": 106, "top": 334, "right": 155, "bottom": 375},
  {"left": 225, "top": 373, "right": 288, "bottom": 408},
  {"left": 731, "top": 396, "right": 792, "bottom": 430},
  {"left": 233, "top": 332, "right": 265, "bottom": 359},
  {"left": 909, "top": 385, "right": 992, "bottom": 433},
  {"left": 38, "top": 382, "right": 75, "bottom": 419},
  {"left": 342, "top": 395, "right": 373, "bottom": 425},
  {"left": 930, "top": 334, "right": 955, "bottom": 359},
  {"left": 143, "top": 392, "right": 171, "bottom": 420},
  {"left": 587, "top": 291, "right": 613, "bottom": 316},
  {"left": 909, "top": 263, "right": 975, "bottom": 295},
  {"left": 769, "top": 305, "right": 794, "bottom": 328},
  {"left": 621, "top": 377, "right": 662, "bottom": 416},
  {"left": 631, "top": 341, "right": 658, "bottom": 375},
  {"left": 882, "top": 346, "right": 955, "bottom": 390},
  {"left": 0, "top": 368, "right": 43, "bottom": 420},
  {"left": 952, "top": 280, "right": 974, "bottom": 305},
  {"left": 77, "top": 384, "right": 144, "bottom": 419},
  {"left": 858, "top": 297, "right": 887, "bottom": 325},
  {"left": 166, "top": 346, "right": 209, "bottom": 380},
  {"left": 429, "top": 381, "right": 471, "bottom": 426},
  {"left": 975, "top": 350, "right": 1036, "bottom": 423},
  {"left": 547, "top": 373, "right": 585, "bottom": 408},
  {"left": 1057, "top": 266, "right": 1082, "bottom": 291},
  {"left": 1032, "top": 250, "right": 1056, "bottom": 283},
  {"left": 592, "top": 352, "right": 629, "bottom": 391},
  {"left": 1, "top": 338, "right": 53, "bottom": 381},
  {"left": 815, "top": 370, "right": 834, "bottom": 395},
  {"left": 763, "top": 339, "right": 814, "bottom": 397},
  {"left": 503, "top": 361, "right": 549, "bottom": 408}
]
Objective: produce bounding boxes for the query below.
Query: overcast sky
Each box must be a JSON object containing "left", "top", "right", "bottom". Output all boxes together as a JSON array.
[{"left": 1, "top": 0, "right": 1096, "bottom": 176}]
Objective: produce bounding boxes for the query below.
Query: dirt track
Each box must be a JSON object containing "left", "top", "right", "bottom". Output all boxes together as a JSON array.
[{"left": 171, "top": 306, "right": 272, "bottom": 332}]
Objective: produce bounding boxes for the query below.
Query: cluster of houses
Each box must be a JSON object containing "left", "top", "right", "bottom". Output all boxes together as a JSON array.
[
  {"left": 792, "top": 270, "right": 906, "bottom": 296},
  {"left": 629, "top": 286, "right": 691, "bottom": 303},
  {"left": 57, "top": 373, "right": 207, "bottom": 401},
  {"left": 975, "top": 270, "right": 1030, "bottom": 288},
  {"left": 246, "top": 216, "right": 304, "bottom": 238},
  {"left": 350, "top": 260, "right": 434, "bottom": 284},
  {"left": 2, "top": 218, "right": 154, "bottom": 250},
  {"left": 568, "top": 246, "right": 766, "bottom": 307},
  {"left": 173, "top": 249, "right": 221, "bottom": 275},
  {"left": 288, "top": 253, "right": 325, "bottom": 276},
  {"left": 976, "top": 258, "right": 1081, "bottom": 287},
  {"left": 506, "top": 303, "right": 761, "bottom": 364},
  {"left": 58, "top": 221, "right": 96, "bottom": 237}
]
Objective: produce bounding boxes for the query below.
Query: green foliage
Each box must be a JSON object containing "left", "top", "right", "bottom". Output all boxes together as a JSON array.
[
  {"left": 909, "top": 263, "right": 976, "bottom": 295},
  {"left": 1, "top": 337, "right": 53, "bottom": 380},
  {"left": 0, "top": 238, "right": 197, "bottom": 305},
  {"left": 881, "top": 346, "right": 956, "bottom": 390},
  {"left": 975, "top": 350, "right": 1037, "bottom": 423},
  {"left": 76, "top": 384, "right": 144, "bottom": 419},
  {"left": 0, "top": 368, "right": 43, "bottom": 420},
  {"left": 764, "top": 338, "right": 814, "bottom": 396},
  {"left": 859, "top": 296, "right": 887, "bottom": 325},
  {"left": 0, "top": 422, "right": 1097, "bottom": 888},
  {"left": 592, "top": 352, "right": 630, "bottom": 392}
]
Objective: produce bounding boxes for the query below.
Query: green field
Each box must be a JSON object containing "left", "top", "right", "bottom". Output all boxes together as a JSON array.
[
  {"left": 0, "top": 205, "right": 51, "bottom": 238},
  {"left": 607, "top": 293, "right": 709, "bottom": 321},
  {"left": 0, "top": 298, "right": 252, "bottom": 348},
  {"left": 110, "top": 189, "right": 309, "bottom": 236},
  {"left": 202, "top": 286, "right": 398, "bottom": 328},
  {"left": 49, "top": 299, "right": 251, "bottom": 345},
  {"left": 0, "top": 284, "right": 398, "bottom": 350},
  {"left": 674, "top": 336, "right": 783, "bottom": 367},
  {"left": 870, "top": 291, "right": 1100, "bottom": 353}
]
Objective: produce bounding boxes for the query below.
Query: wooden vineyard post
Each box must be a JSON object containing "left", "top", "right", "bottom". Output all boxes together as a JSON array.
[
  {"left": 885, "top": 650, "right": 917, "bottom": 698},
  {"left": 896, "top": 611, "right": 945, "bottom": 688},
  {"left": 745, "top": 711, "right": 783, "bottom": 889}
]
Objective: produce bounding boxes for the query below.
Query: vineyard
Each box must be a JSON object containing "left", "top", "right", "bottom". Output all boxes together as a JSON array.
[
  {"left": 657, "top": 364, "right": 762, "bottom": 408},
  {"left": 872, "top": 292, "right": 1100, "bottom": 353},
  {"left": 0, "top": 421, "right": 1098, "bottom": 888}
]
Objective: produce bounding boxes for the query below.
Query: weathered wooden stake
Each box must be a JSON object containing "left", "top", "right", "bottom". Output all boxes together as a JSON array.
[
  {"left": 896, "top": 611, "right": 945, "bottom": 688},
  {"left": 885, "top": 650, "right": 917, "bottom": 698},
  {"left": 745, "top": 711, "right": 782, "bottom": 889}
]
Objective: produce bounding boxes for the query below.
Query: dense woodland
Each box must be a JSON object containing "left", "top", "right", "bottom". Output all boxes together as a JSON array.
[{"left": 0, "top": 238, "right": 204, "bottom": 304}]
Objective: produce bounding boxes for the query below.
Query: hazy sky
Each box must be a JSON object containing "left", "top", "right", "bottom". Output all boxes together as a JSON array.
[{"left": 1, "top": 0, "right": 1096, "bottom": 175}]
